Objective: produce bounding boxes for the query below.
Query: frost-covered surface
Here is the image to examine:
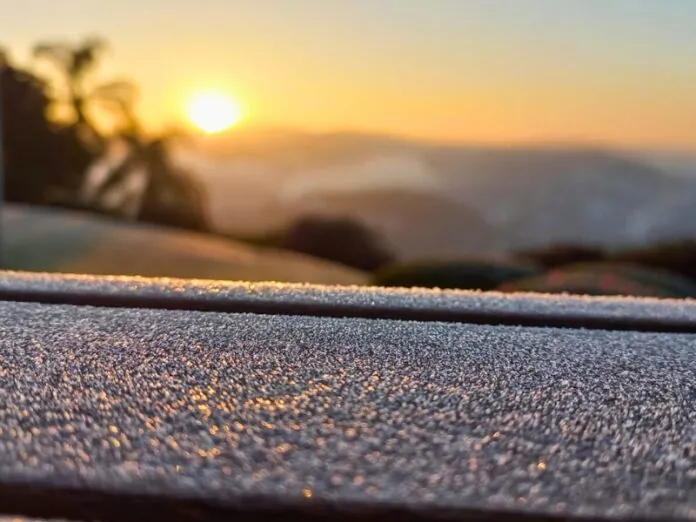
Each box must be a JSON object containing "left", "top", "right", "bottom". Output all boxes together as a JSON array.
[
  {"left": 0, "top": 298, "right": 694, "bottom": 520},
  {"left": 3, "top": 270, "right": 696, "bottom": 326}
]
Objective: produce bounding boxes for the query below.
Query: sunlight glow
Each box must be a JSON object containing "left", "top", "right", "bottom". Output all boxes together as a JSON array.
[{"left": 186, "top": 91, "right": 243, "bottom": 134}]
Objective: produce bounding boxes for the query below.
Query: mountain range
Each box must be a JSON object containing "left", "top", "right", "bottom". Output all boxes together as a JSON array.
[{"left": 177, "top": 129, "right": 696, "bottom": 260}]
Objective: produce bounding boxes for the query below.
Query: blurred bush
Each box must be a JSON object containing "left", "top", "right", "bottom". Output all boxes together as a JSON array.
[
  {"left": 498, "top": 262, "right": 696, "bottom": 298},
  {"left": 278, "top": 215, "right": 394, "bottom": 272},
  {"left": 609, "top": 240, "right": 696, "bottom": 282},
  {"left": 514, "top": 243, "right": 607, "bottom": 269},
  {"left": 373, "top": 258, "right": 540, "bottom": 290}
]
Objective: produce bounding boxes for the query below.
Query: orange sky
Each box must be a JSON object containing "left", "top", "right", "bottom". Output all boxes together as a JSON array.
[{"left": 4, "top": 0, "right": 696, "bottom": 150}]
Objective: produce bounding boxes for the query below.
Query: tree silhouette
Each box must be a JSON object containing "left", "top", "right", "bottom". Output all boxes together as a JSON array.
[
  {"left": 136, "top": 134, "right": 209, "bottom": 230},
  {"left": 32, "top": 36, "right": 135, "bottom": 151},
  {"left": 89, "top": 132, "right": 210, "bottom": 231},
  {"left": 29, "top": 36, "right": 210, "bottom": 230},
  {"left": 93, "top": 80, "right": 140, "bottom": 134},
  {"left": 1, "top": 52, "right": 94, "bottom": 204}
]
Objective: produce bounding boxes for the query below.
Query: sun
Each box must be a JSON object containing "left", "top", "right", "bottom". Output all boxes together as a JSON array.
[{"left": 186, "top": 91, "right": 243, "bottom": 134}]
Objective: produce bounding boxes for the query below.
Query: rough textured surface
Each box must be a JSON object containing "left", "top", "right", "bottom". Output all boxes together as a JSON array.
[
  {"left": 3, "top": 270, "right": 696, "bottom": 327},
  {"left": 0, "top": 300, "right": 696, "bottom": 520}
]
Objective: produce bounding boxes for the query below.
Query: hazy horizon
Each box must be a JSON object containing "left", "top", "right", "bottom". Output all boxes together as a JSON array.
[
  {"left": 193, "top": 123, "right": 696, "bottom": 155},
  {"left": 3, "top": 0, "right": 695, "bottom": 150},
  {"left": 168, "top": 127, "right": 696, "bottom": 258}
]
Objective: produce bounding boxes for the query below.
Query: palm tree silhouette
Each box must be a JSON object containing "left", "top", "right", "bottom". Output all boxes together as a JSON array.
[
  {"left": 34, "top": 36, "right": 209, "bottom": 231},
  {"left": 136, "top": 135, "right": 209, "bottom": 230},
  {"left": 33, "top": 37, "right": 134, "bottom": 151},
  {"left": 90, "top": 129, "right": 209, "bottom": 231}
]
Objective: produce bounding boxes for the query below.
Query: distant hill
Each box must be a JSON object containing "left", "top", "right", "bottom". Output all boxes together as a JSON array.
[
  {"left": 285, "top": 189, "right": 498, "bottom": 260},
  {"left": 183, "top": 129, "right": 696, "bottom": 256},
  {"left": 425, "top": 147, "right": 696, "bottom": 249},
  {"left": 627, "top": 150, "right": 696, "bottom": 178},
  {"left": 3, "top": 204, "right": 368, "bottom": 285}
]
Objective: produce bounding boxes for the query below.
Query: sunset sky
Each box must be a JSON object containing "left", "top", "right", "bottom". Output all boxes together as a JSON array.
[{"left": 3, "top": 0, "right": 696, "bottom": 150}]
